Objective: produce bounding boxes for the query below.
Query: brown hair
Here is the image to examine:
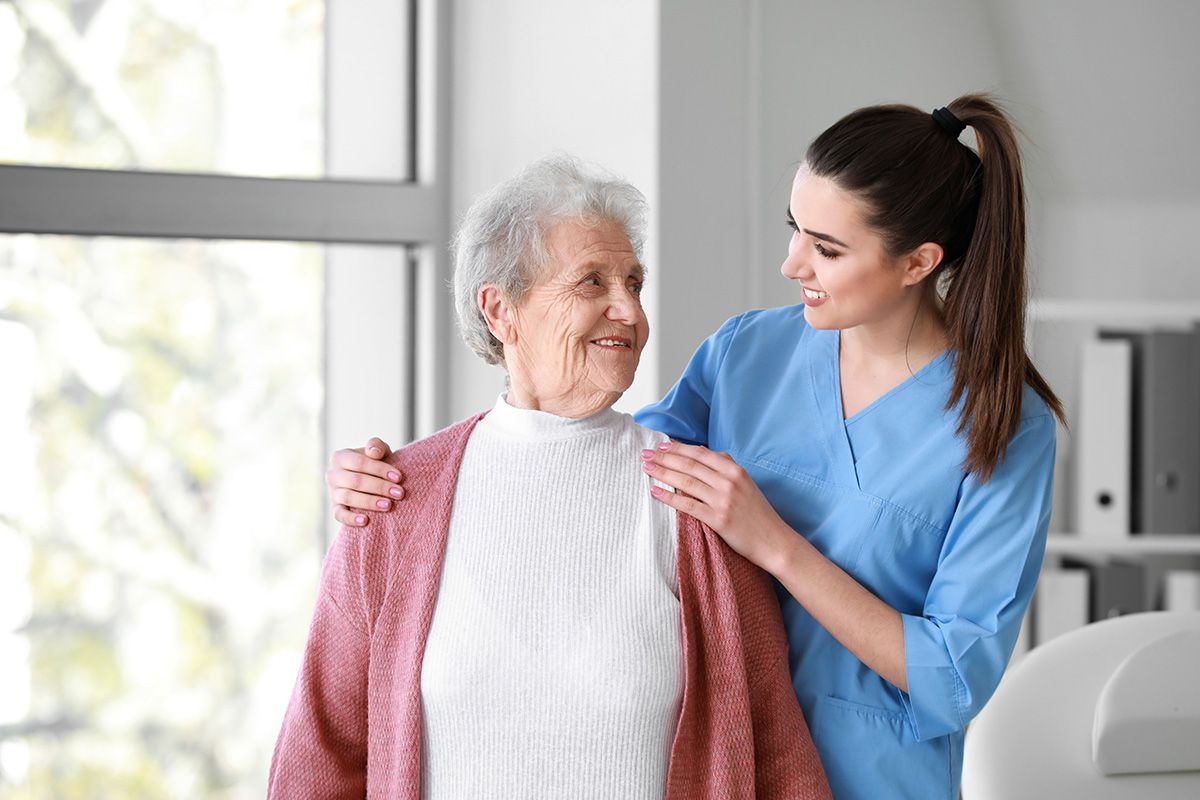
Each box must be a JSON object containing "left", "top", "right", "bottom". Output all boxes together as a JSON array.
[{"left": 805, "top": 94, "right": 1066, "bottom": 481}]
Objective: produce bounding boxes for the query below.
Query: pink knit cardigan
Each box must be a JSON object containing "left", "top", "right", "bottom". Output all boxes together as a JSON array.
[{"left": 268, "top": 413, "right": 831, "bottom": 799}]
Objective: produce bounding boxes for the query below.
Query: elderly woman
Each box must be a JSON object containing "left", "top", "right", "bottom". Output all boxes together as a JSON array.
[{"left": 268, "top": 156, "right": 831, "bottom": 799}]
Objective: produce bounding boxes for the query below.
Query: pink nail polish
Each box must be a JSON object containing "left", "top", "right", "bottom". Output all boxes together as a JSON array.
[
  {"left": 389, "top": 487, "right": 403, "bottom": 498},
  {"left": 642, "top": 461, "right": 654, "bottom": 472},
  {"left": 376, "top": 499, "right": 390, "bottom": 509},
  {"left": 657, "top": 442, "right": 671, "bottom": 451},
  {"left": 355, "top": 515, "right": 366, "bottom": 525},
  {"left": 388, "top": 471, "right": 400, "bottom": 482},
  {"left": 640, "top": 449, "right": 654, "bottom": 459},
  {"left": 651, "top": 486, "right": 664, "bottom": 497}
]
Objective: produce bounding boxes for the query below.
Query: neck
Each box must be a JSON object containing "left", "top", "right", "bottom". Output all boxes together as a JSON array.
[
  {"left": 504, "top": 376, "right": 618, "bottom": 419},
  {"left": 839, "top": 293, "right": 947, "bottom": 371}
]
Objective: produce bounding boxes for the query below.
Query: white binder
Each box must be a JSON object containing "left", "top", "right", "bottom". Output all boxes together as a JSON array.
[
  {"left": 1074, "top": 338, "right": 1132, "bottom": 537},
  {"left": 1035, "top": 568, "right": 1090, "bottom": 645}
]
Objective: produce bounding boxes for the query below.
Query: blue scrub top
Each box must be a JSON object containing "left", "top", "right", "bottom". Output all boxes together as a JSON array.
[{"left": 635, "top": 305, "right": 1056, "bottom": 800}]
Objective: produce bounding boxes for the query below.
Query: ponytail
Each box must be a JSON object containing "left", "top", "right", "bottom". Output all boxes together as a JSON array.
[
  {"left": 806, "top": 93, "right": 1066, "bottom": 481},
  {"left": 940, "top": 96, "right": 1064, "bottom": 479}
]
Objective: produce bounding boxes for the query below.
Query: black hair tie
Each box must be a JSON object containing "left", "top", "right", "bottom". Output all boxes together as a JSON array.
[{"left": 932, "top": 106, "right": 966, "bottom": 138}]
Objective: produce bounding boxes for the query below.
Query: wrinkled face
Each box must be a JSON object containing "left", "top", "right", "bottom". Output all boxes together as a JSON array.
[
  {"left": 507, "top": 219, "right": 648, "bottom": 411},
  {"left": 780, "top": 165, "right": 912, "bottom": 329}
]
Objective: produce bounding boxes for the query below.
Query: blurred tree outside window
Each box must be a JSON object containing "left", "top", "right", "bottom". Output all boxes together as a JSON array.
[
  {"left": 0, "top": 235, "right": 325, "bottom": 799},
  {"left": 0, "top": 0, "right": 373, "bottom": 797},
  {"left": 0, "top": 0, "right": 323, "bottom": 178}
]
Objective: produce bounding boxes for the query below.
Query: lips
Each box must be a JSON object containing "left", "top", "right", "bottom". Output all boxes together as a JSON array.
[{"left": 801, "top": 285, "right": 830, "bottom": 307}]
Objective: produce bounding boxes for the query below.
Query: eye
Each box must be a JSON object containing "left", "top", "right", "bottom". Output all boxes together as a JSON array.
[
  {"left": 814, "top": 242, "right": 841, "bottom": 259},
  {"left": 629, "top": 280, "right": 645, "bottom": 295},
  {"left": 581, "top": 274, "right": 602, "bottom": 288},
  {"left": 785, "top": 216, "right": 799, "bottom": 233}
]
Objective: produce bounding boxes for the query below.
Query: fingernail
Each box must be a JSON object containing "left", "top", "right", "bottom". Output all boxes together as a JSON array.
[
  {"left": 389, "top": 487, "right": 403, "bottom": 498},
  {"left": 387, "top": 471, "right": 401, "bottom": 482},
  {"left": 657, "top": 442, "right": 671, "bottom": 451},
  {"left": 376, "top": 499, "right": 390, "bottom": 510},
  {"left": 651, "top": 486, "right": 664, "bottom": 497},
  {"left": 642, "top": 461, "right": 654, "bottom": 472},
  {"left": 640, "top": 449, "right": 654, "bottom": 459},
  {"left": 368, "top": 447, "right": 382, "bottom": 455},
  {"left": 355, "top": 515, "right": 366, "bottom": 525}
]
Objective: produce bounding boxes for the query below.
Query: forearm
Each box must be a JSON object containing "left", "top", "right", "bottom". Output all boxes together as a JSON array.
[{"left": 766, "top": 522, "right": 908, "bottom": 693}]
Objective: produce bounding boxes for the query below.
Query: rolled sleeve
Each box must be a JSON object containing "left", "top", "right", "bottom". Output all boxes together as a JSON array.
[
  {"left": 635, "top": 313, "right": 742, "bottom": 445},
  {"left": 899, "top": 413, "right": 1057, "bottom": 741}
]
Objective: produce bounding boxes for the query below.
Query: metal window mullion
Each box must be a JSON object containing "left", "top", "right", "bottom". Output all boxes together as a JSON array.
[
  {"left": 0, "top": 165, "right": 437, "bottom": 244},
  {"left": 413, "top": 0, "right": 452, "bottom": 436}
]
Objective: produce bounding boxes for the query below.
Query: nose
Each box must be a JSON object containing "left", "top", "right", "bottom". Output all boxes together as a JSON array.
[
  {"left": 780, "top": 231, "right": 810, "bottom": 281},
  {"left": 606, "top": 283, "right": 642, "bottom": 326}
]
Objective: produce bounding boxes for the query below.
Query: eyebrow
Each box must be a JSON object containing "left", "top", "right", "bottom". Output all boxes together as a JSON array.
[
  {"left": 786, "top": 207, "right": 850, "bottom": 249},
  {"left": 573, "top": 262, "right": 646, "bottom": 281}
]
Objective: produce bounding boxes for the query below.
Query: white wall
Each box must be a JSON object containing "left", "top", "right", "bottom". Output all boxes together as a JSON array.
[
  {"left": 753, "top": 0, "right": 1005, "bottom": 311},
  {"left": 448, "top": 0, "right": 658, "bottom": 422},
  {"left": 447, "top": 0, "right": 1200, "bottom": 444},
  {"left": 753, "top": 0, "right": 1200, "bottom": 307}
]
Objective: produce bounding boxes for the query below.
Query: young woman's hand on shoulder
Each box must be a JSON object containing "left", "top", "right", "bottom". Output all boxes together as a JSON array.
[
  {"left": 641, "top": 441, "right": 792, "bottom": 574},
  {"left": 325, "top": 437, "right": 404, "bottom": 527}
]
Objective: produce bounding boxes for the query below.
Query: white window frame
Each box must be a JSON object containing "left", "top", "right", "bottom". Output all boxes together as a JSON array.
[{"left": 0, "top": 0, "right": 453, "bottom": 525}]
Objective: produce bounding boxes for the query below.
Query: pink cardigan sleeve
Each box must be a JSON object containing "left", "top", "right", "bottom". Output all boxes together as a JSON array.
[
  {"left": 721, "top": 541, "right": 832, "bottom": 799},
  {"left": 266, "top": 531, "right": 372, "bottom": 799}
]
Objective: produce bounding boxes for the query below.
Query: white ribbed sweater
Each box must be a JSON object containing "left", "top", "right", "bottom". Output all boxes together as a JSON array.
[{"left": 419, "top": 394, "right": 683, "bottom": 799}]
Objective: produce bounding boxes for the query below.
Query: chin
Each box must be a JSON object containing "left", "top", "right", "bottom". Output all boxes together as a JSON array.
[{"left": 803, "top": 306, "right": 836, "bottom": 329}]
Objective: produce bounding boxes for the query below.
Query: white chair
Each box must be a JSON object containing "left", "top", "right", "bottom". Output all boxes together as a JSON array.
[{"left": 962, "top": 611, "right": 1200, "bottom": 799}]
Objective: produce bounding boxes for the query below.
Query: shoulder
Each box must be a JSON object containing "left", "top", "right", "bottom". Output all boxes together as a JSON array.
[
  {"left": 1019, "top": 384, "right": 1055, "bottom": 426},
  {"left": 693, "top": 304, "right": 815, "bottom": 373},
  {"left": 715, "top": 304, "right": 810, "bottom": 343},
  {"left": 386, "top": 413, "right": 486, "bottom": 475},
  {"left": 324, "top": 412, "right": 487, "bottom": 627}
]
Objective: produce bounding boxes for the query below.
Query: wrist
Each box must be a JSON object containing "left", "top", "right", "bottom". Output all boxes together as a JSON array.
[{"left": 763, "top": 519, "right": 806, "bottom": 579}]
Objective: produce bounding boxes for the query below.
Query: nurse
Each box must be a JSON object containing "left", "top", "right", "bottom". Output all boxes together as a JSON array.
[{"left": 324, "top": 94, "right": 1065, "bottom": 800}]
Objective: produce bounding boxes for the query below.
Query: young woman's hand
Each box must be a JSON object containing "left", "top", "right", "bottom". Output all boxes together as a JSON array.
[
  {"left": 326, "top": 437, "right": 403, "bottom": 527},
  {"left": 641, "top": 441, "right": 792, "bottom": 574}
]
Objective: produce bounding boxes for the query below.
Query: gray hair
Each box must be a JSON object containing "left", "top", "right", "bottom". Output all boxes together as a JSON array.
[{"left": 451, "top": 154, "right": 647, "bottom": 366}]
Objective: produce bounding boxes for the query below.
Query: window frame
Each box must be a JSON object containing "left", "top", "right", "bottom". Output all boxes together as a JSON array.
[{"left": 0, "top": 0, "right": 453, "bottom": 465}]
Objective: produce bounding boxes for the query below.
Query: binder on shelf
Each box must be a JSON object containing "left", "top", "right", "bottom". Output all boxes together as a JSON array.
[
  {"left": 1163, "top": 570, "right": 1200, "bottom": 611},
  {"left": 1074, "top": 337, "right": 1132, "bottom": 537},
  {"left": 1099, "top": 329, "right": 1200, "bottom": 534},
  {"left": 1034, "top": 567, "right": 1089, "bottom": 646},
  {"left": 1064, "top": 558, "right": 1147, "bottom": 621}
]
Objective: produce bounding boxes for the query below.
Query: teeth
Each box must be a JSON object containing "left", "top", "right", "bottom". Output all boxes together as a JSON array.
[
  {"left": 594, "top": 339, "right": 629, "bottom": 347},
  {"left": 803, "top": 288, "right": 829, "bottom": 300}
]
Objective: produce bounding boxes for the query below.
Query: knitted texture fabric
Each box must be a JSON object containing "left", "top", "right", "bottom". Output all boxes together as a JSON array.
[
  {"left": 420, "top": 397, "right": 683, "bottom": 798},
  {"left": 267, "top": 413, "right": 832, "bottom": 800}
]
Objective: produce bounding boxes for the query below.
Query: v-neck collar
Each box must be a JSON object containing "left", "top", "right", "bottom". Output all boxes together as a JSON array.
[
  {"left": 833, "top": 329, "right": 951, "bottom": 426},
  {"left": 809, "top": 328, "right": 951, "bottom": 490}
]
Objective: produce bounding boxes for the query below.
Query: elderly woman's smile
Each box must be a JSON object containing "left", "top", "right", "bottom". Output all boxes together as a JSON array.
[{"left": 488, "top": 218, "right": 649, "bottom": 418}]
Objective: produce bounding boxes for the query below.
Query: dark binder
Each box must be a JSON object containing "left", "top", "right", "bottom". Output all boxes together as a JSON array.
[
  {"left": 1099, "top": 330, "right": 1200, "bottom": 534},
  {"left": 1063, "top": 558, "right": 1147, "bottom": 621}
]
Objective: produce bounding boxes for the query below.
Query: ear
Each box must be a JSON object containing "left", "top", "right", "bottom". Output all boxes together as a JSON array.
[
  {"left": 901, "top": 242, "right": 944, "bottom": 287},
  {"left": 478, "top": 284, "right": 515, "bottom": 346}
]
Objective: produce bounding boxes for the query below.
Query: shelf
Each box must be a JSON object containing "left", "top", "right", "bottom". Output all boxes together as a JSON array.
[
  {"left": 1045, "top": 534, "right": 1200, "bottom": 556},
  {"left": 1028, "top": 298, "right": 1200, "bottom": 325}
]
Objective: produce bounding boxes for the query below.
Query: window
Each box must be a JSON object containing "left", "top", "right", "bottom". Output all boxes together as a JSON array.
[{"left": 0, "top": 1, "right": 450, "bottom": 796}]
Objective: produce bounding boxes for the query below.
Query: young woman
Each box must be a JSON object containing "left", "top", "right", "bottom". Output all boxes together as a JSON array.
[{"left": 325, "top": 95, "right": 1065, "bottom": 800}]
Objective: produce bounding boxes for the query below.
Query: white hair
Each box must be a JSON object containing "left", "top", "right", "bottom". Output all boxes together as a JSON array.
[{"left": 451, "top": 154, "right": 647, "bottom": 366}]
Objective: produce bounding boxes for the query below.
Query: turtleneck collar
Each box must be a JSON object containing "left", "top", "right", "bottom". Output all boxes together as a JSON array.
[{"left": 480, "top": 393, "right": 623, "bottom": 442}]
